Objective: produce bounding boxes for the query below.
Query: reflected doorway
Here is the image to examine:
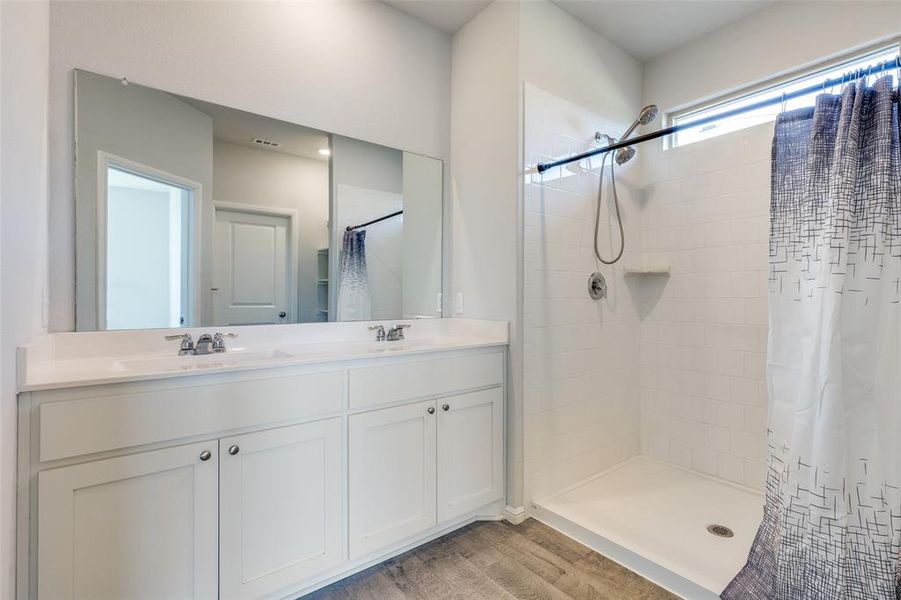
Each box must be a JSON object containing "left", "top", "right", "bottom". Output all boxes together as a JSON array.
[{"left": 101, "top": 158, "right": 198, "bottom": 330}]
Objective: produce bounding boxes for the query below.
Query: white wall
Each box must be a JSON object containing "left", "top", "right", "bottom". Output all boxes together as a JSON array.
[
  {"left": 638, "top": 124, "right": 770, "bottom": 490},
  {"left": 49, "top": 0, "right": 452, "bottom": 331},
  {"left": 212, "top": 141, "right": 329, "bottom": 324},
  {"left": 644, "top": 1, "right": 901, "bottom": 113},
  {"left": 450, "top": 0, "right": 522, "bottom": 508},
  {"left": 0, "top": 1, "right": 49, "bottom": 596},
  {"left": 519, "top": 0, "right": 643, "bottom": 129}
]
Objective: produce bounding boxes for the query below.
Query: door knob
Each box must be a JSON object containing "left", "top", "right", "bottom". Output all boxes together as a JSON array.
[
  {"left": 228, "top": 445, "right": 240, "bottom": 455},
  {"left": 427, "top": 406, "right": 435, "bottom": 414},
  {"left": 199, "top": 450, "right": 212, "bottom": 461},
  {"left": 278, "top": 311, "right": 287, "bottom": 318},
  {"left": 442, "top": 404, "right": 450, "bottom": 411}
]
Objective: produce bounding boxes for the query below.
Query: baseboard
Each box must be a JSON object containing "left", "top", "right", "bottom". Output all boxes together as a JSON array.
[{"left": 504, "top": 504, "right": 526, "bottom": 524}]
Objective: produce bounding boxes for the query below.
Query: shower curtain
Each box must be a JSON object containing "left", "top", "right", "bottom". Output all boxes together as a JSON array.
[
  {"left": 337, "top": 229, "right": 371, "bottom": 321},
  {"left": 723, "top": 76, "right": 901, "bottom": 599}
]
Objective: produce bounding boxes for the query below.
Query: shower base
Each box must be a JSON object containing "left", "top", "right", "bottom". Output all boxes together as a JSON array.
[{"left": 533, "top": 456, "right": 763, "bottom": 599}]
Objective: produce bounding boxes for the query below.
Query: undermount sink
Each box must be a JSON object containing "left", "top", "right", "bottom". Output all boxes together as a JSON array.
[{"left": 112, "top": 349, "right": 294, "bottom": 373}]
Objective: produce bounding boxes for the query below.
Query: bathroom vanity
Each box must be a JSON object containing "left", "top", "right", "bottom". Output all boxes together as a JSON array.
[{"left": 16, "top": 319, "right": 507, "bottom": 599}]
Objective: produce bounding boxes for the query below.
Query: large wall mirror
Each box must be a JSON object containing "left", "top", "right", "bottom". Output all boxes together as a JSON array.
[{"left": 74, "top": 70, "right": 443, "bottom": 331}]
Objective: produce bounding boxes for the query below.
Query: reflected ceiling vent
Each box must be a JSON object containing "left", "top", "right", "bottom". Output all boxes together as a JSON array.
[{"left": 251, "top": 137, "right": 281, "bottom": 149}]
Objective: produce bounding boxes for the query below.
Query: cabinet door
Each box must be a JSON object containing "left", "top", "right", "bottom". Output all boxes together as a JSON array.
[
  {"left": 37, "top": 442, "right": 218, "bottom": 600},
  {"left": 349, "top": 400, "right": 437, "bottom": 559},
  {"left": 219, "top": 418, "right": 343, "bottom": 599},
  {"left": 438, "top": 387, "right": 504, "bottom": 522}
]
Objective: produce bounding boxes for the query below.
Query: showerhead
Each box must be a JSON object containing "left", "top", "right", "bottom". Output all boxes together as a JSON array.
[
  {"left": 614, "top": 104, "right": 659, "bottom": 165},
  {"left": 615, "top": 146, "right": 636, "bottom": 165},
  {"left": 638, "top": 104, "right": 659, "bottom": 125}
]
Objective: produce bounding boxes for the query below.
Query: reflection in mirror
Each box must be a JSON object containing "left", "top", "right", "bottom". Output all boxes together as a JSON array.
[
  {"left": 74, "top": 70, "right": 443, "bottom": 331},
  {"left": 104, "top": 165, "right": 196, "bottom": 330}
]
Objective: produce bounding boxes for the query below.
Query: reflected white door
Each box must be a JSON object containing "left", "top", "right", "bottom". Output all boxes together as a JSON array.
[{"left": 213, "top": 208, "right": 292, "bottom": 325}]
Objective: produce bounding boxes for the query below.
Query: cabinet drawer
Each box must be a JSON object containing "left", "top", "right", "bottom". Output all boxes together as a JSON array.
[
  {"left": 39, "top": 370, "right": 343, "bottom": 462},
  {"left": 348, "top": 351, "right": 503, "bottom": 410}
]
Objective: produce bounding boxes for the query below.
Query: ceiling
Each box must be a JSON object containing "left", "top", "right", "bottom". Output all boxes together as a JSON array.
[
  {"left": 381, "top": 0, "right": 492, "bottom": 34},
  {"left": 382, "top": 0, "right": 775, "bottom": 61},
  {"left": 179, "top": 96, "right": 330, "bottom": 162},
  {"left": 551, "top": 0, "right": 776, "bottom": 60}
]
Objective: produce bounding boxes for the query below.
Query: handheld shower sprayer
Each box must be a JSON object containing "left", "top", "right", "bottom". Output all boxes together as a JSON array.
[
  {"left": 614, "top": 104, "right": 659, "bottom": 165},
  {"left": 592, "top": 104, "right": 659, "bottom": 267}
]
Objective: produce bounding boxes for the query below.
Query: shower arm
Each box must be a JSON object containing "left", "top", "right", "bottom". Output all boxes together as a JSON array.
[{"left": 536, "top": 56, "right": 901, "bottom": 174}]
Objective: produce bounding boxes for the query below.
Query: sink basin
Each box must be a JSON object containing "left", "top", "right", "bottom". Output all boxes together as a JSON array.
[{"left": 113, "top": 349, "right": 294, "bottom": 373}]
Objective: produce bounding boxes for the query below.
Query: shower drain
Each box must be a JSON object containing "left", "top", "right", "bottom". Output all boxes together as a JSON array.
[{"left": 707, "top": 524, "right": 734, "bottom": 538}]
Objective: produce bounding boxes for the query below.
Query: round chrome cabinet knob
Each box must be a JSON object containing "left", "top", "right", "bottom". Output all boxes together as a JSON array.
[
  {"left": 228, "top": 445, "right": 240, "bottom": 455},
  {"left": 427, "top": 407, "right": 435, "bottom": 414},
  {"left": 199, "top": 450, "right": 212, "bottom": 461},
  {"left": 442, "top": 404, "right": 450, "bottom": 411}
]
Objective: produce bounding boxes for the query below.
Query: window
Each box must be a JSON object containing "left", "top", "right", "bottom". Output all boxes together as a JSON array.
[{"left": 670, "top": 45, "right": 900, "bottom": 148}]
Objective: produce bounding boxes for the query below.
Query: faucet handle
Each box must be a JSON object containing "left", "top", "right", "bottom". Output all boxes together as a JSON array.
[
  {"left": 212, "top": 332, "right": 237, "bottom": 352},
  {"left": 388, "top": 323, "right": 411, "bottom": 341},
  {"left": 369, "top": 325, "right": 387, "bottom": 342},
  {"left": 165, "top": 333, "right": 194, "bottom": 355}
]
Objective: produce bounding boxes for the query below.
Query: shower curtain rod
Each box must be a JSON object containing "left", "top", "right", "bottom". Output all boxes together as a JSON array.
[
  {"left": 536, "top": 56, "right": 901, "bottom": 174},
  {"left": 346, "top": 209, "right": 403, "bottom": 231}
]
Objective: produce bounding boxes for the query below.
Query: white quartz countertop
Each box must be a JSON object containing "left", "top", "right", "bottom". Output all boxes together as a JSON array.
[{"left": 18, "top": 319, "right": 508, "bottom": 392}]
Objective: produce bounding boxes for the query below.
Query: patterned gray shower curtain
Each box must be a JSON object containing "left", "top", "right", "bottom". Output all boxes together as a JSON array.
[
  {"left": 337, "top": 229, "right": 372, "bottom": 321},
  {"left": 723, "top": 76, "right": 901, "bottom": 599}
]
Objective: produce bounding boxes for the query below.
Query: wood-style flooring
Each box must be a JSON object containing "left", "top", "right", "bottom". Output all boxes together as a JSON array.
[{"left": 304, "top": 519, "right": 680, "bottom": 600}]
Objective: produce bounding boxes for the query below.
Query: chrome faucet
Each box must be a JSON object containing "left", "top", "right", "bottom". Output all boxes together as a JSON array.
[
  {"left": 369, "top": 325, "right": 387, "bottom": 342},
  {"left": 386, "top": 324, "right": 411, "bottom": 342},
  {"left": 165, "top": 332, "right": 237, "bottom": 355},
  {"left": 195, "top": 332, "right": 238, "bottom": 355},
  {"left": 165, "top": 333, "right": 195, "bottom": 356}
]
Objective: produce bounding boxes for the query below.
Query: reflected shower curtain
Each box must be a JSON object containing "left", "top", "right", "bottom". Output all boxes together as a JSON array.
[
  {"left": 337, "top": 229, "right": 371, "bottom": 321},
  {"left": 723, "top": 76, "right": 901, "bottom": 599}
]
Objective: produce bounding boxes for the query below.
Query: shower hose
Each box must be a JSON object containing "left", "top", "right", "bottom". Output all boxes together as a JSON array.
[{"left": 593, "top": 150, "right": 625, "bottom": 264}]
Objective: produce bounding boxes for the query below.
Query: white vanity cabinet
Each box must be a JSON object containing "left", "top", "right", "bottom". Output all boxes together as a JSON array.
[
  {"left": 219, "top": 418, "right": 344, "bottom": 599},
  {"left": 36, "top": 441, "right": 219, "bottom": 600},
  {"left": 18, "top": 345, "right": 506, "bottom": 600},
  {"left": 349, "top": 400, "right": 438, "bottom": 558},
  {"left": 437, "top": 387, "right": 504, "bottom": 522}
]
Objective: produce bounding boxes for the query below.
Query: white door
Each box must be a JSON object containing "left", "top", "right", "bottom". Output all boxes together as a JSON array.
[
  {"left": 219, "top": 419, "right": 343, "bottom": 599},
  {"left": 349, "top": 400, "right": 437, "bottom": 559},
  {"left": 213, "top": 208, "right": 291, "bottom": 325},
  {"left": 438, "top": 387, "right": 504, "bottom": 522},
  {"left": 37, "top": 442, "right": 218, "bottom": 600}
]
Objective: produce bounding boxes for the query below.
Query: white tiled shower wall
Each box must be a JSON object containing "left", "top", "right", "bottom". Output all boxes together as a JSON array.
[
  {"left": 524, "top": 84, "right": 773, "bottom": 501},
  {"left": 638, "top": 124, "right": 772, "bottom": 490},
  {"left": 523, "top": 85, "right": 643, "bottom": 502}
]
